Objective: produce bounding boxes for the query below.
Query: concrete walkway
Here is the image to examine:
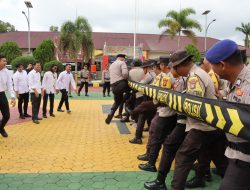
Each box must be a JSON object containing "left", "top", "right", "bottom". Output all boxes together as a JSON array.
[{"left": 0, "top": 89, "right": 220, "bottom": 190}]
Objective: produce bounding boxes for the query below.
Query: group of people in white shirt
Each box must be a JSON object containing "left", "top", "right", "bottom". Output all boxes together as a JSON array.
[{"left": 0, "top": 54, "right": 77, "bottom": 137}]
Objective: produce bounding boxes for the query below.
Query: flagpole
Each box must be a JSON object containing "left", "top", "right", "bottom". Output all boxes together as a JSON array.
[{"left": 133, "top": 0, "right": 137, "bottom": 59}]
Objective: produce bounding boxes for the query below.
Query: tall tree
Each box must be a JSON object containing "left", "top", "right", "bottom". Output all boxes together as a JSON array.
[
  {"left": 158, "top": 8, "right": 202, "bottom": 48},
  {"left": 0, "top": 20, "right": 16, "bottom": 32},
  {"left": 235, "top": 22, "right": 250, "bottom": 47},
  {"left": 59, "top": 16, "right": 93, "bottom": 63},
  {"left": 49, "top": 26, "right": 59, "bottom": 32},
  {"left": 0, "top": 42, "right": 22, "bottom": 63},
  {"left": 33, "top": 39, "right": 55, "bottom": 67}
]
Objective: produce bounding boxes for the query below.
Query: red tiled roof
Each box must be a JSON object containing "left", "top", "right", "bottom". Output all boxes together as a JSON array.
[{"left": 1, "top": 31, "right": 250, "bottom": 55}]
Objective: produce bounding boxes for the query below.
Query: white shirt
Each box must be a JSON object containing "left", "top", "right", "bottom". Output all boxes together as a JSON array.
[
  {"left": 13, "top": 70, "right": 29, "bottom": 94},
  {"left": 0, "top": 68, "right": 15, "bottom": 98},
  {"left": 56, "top": 71, "right": 76, "bottom": 91},
  {"left": 42, "top": 71, "right": 57, "bottom": 94},
  {"left": 28, "top": 69, "right": 42, "bottom": 94}
]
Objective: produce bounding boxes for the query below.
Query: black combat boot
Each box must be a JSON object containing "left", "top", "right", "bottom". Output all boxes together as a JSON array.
[
  {"left": 138, "top": 162, "right": 157, "bottom": 172},
  {"left": 144, "top": 179, "right": 167, "bottom": 190},
  {"left": 129, "top": 137, "right": 142, "bottom": 144},
  {"left": 105, "top": 110, "right": 115, "bottom": 124},
  {"left": 137, "top": 153, "right": 149, "bottom": 161},
  {"left": 185, "top": 175, "right": 205, "bottom": 188}
]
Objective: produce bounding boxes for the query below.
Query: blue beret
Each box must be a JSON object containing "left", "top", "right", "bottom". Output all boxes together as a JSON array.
[{"left": 205, "top": 39, "right": 238, "bottom": 64}]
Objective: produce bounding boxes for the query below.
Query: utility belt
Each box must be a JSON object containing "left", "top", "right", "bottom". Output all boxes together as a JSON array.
[
  {"left": 104, "top": 78, "right": 110, "bottom": 80},
  {"left": 228, "top": 141, "right": 250, "bottom": 155},
  {"left": 111, "top": 79, "right": 127, "bottom": 87},
  {"left": 231, "top": 159, "right": 250, "bottom": 168}
]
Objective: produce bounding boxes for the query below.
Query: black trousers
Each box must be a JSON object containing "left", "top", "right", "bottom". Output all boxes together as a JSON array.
[
  {"left": 196, "top": 132, "right": 228, "bottom": 178},
  {"left": 30, "top": 93, "right": 41, "bottom": 121},
  {"left": 0, "top": 92, "right": 10, "bottom": 132},
  {"left": 146, "top": 113, "right": 160, "bottom": 154},
  {"left": 149, "top": 114, "right": 177, "bottom": 165},
  {"left": 135, "top": 106, "right": 156, "bottom": 139},
  {"left": 172, "top": 129, "right": 229, "bottom": 190},
  {"left": 78, "top": 81, "right": 88, "bottom": 94},
  {"left": 58, "top": 89, "right": 69, "bottom": 110},
  {"left": 220, "top": 159, "right": 250, "bottom": 190},
  {"left": 110, "top": 80, "right": 130, "bottom": 115},
  {"left": 18, "top": 92, "right": 29, "bottom": 116},
  {"left": 43, "top": 93, "right": 55, "bottom": 115},
  {"left": 103, "top": 82, "right": 110, "bottom": 95},
  {"left": 157, "top": 123, "right": 187, "bottom": 182}
]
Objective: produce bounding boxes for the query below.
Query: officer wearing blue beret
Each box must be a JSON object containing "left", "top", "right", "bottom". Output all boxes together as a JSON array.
[{"left": 206, "top": 39, "right": 250, "bottom": 190}]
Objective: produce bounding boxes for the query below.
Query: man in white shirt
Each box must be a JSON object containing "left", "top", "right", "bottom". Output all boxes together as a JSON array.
[
  {"left": 28, "top": 63, "right": 43, "bottom": 124},
  {"left": 13, "top": 63, "right": 30, "bottom": 119},
  {"left": 0, "top": 54, "right": 16, "bottom": 137},
  {"left": 56, "top": 64, "right": 76, "bottom": 113},
  {"left": 42, "top": 64, "right": 58, "bottom": 118}
]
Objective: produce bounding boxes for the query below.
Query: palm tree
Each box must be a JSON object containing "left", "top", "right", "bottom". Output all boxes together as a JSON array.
[
  {"left": 158, "top": 8, "right": 202, "bottom": 48},
  {"left": 235, "top": 23, "right": 250, "bottom": 47},
  {"left": 59, "top": 16, "right": 94, "bottom": 68}
]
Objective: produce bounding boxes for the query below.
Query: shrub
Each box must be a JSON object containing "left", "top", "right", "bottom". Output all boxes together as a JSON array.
[
  {"left": 0, "top": 41, "right": 22, "bottom": 64},
  {"left": 11, "top": 56, "right": 36, "bottom": 70},
  {"left": 33, "top": 39, "right": 55, "bottom": 67},
  {"left": 185, "top": 44, "right": 201, "bottom": 63}
]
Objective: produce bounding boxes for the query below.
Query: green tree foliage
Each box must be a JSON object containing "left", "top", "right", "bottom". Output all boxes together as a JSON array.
[
  {"left": 158, "top": 8, "right": 202, "bottom": 48},
  {"left": 185, "top": 44, "right": 201, "bottom": 63},
  {"left": 49, "top": 26, "right": 59, "bottom": 32},
  {"left": 11, "top": 56, "right": 36, "bottom": 71},
  {"left": 33, "top": 39, "right": 55, "bottom": 67},
  {"left": 235, "top": 23, "right": 250, "bottom": 47},
  {"left": 59, "top": 16, "right": 93, "bottom": 63},
  {"left": 43, "top": 60, "right": 64, "bottom": 72},
  {"left": 0, "top": 20, "right": 16, "bottom": 32},
  {"left": 0, "top": 41, "right": 22, "bottom": 64}
]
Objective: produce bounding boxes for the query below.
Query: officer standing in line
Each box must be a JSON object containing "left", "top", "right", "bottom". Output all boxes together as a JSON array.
[
  {"left": 127, "top": 59, "right": 144, "bottom": 114},
  {"left": 138, "top": 57, "right": 177, "bottom": 172},
  {"left": 206, "top": 39, "right": 250, "bottom": 190},
  {"left": 199, "top": 58, "right": 228, "bottom": 98},
  {"left": 0, "top": 54, "right": 16, "bottom": 138},
  {"left": 129, "top": 59, "right": 156, "bottom": 144},
  {"left": 185, "top": 58, "right": 229, "bottom": 188},
  {"left": 13, "top": 63, "right": 30, "bottom": 119},
  {"left": 144, "top": 55, "right": 187, "bottom": 190},
  {"left": 78, "top": 65, "right": 90, "bottom": 96},
  {"left": 136, "top": 61, "right": 162, "bottom": 160},
  {"left": 105, "top": 54, "right": 130, "bottom": 124},
  {"left": 169, "top": 51, "right": 228, "bottom": 190},
  {"left": 102, "top": 64, "right": 111, "bottom": 97}
]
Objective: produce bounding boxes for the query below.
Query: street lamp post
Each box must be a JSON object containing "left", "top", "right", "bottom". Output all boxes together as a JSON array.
[
  {"left": 22, "top": 1, "right": 33, "bottom": 54},
  {"left": 202, "top": 10, "right": 210, "bottom": 52},
  {"left": 205, "top": 19, "right": 216, "bottom": 51}
]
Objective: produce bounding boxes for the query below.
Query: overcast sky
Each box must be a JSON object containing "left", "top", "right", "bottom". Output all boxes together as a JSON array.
[{"left": 1, "top": 0, "right": 250, "bottom": 45}]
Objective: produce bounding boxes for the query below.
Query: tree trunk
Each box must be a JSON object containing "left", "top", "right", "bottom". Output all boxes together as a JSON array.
[{"left": 246, "top": 34, "right": 249, "bottom": 47}]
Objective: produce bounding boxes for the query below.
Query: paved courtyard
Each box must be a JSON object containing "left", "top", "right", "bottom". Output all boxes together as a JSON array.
[{"left": 0, "top": 88, "right": 220, "bottom": 190}]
